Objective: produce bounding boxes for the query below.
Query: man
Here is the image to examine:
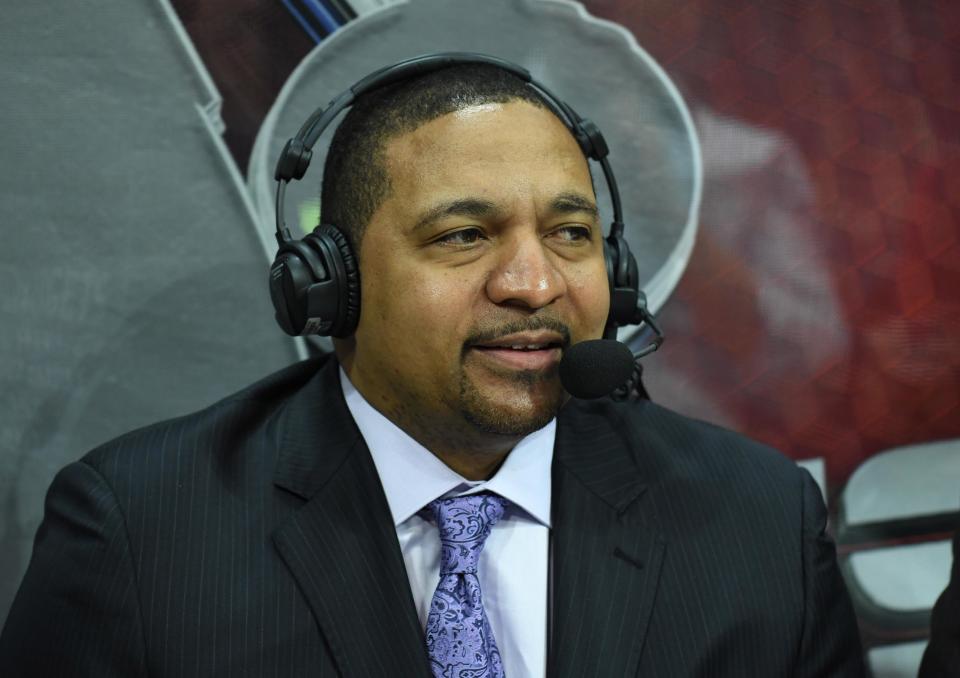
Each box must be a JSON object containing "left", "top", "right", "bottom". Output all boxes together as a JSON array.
[{"left": 0, "top": 63, "right": 865, "bottom": 676}]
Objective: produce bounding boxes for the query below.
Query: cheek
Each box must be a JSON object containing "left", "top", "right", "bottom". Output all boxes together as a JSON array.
[
  {"left": 567, "top": 265, "right": 611, "bottom": 333},
  {"left": 367, "top": 267, "right": 475, "bottom": 343},
  {"left": 416, "top": 271, "right": 480, "bottom": 332}
]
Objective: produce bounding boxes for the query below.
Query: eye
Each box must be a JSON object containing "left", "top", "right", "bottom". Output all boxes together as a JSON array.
[
  {"left": 550, "top": 225, "right": 593, "bottom": 243},
  {"left": 434, "top": 227, "right": 486, "bottom": 247}
]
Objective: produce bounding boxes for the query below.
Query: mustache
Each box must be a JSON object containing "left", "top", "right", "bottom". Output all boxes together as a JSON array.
[{"left": 463, "top": 316, "right": 572, "bottom": 349}]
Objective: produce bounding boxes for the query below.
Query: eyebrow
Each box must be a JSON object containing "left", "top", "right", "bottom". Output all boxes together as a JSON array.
[
  {"left": 411, "top": 192, "right": 599, "bottom": 233},
  {"left": 412, "top": 198, "right": 499, "bottom": 233},
  {"left": 550, "top": 192, "right": 600, "bottom": 221}
]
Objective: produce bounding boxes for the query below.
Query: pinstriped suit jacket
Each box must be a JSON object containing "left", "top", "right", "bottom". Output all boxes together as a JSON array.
[{"left": 0, "top": 354, "right": 865, "bottom": 677}]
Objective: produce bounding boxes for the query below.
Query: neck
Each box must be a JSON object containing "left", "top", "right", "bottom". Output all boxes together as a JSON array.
[
  {"left": 337, "top": 346, "right": 521, "bottom": 481},
  {"left": 374, "top": 396, "right": 521, "bottom": 481}
]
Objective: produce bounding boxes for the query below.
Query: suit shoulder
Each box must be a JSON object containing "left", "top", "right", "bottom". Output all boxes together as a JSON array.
[
  {"left": 563, "top": 396, "right": 803, "bottom": 493},
  {"left": 80, "top": 355, "right": 328, "bottom": 480}
]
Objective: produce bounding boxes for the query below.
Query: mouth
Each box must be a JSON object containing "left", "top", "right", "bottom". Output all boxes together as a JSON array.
[{"left": 467, "top": 330, "right": 565, "bottom": 371}]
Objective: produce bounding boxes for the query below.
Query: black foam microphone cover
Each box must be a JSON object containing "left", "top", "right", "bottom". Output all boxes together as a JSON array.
[{"left": 559, "top": 339, "right": 635, "bottom": 399}]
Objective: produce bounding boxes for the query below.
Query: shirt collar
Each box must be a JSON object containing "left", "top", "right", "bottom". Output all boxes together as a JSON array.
[{"left": 340, "top": 367, "right": 553, "bottom": 528}]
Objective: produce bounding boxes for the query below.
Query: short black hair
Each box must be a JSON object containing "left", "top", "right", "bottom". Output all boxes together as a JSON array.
[{"left": 319, "top": 64, "right": 560, "bottom": 253}]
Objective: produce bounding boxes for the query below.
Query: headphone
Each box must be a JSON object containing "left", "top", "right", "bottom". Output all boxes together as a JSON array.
[{"left": 270, "top": 52, "right": 661, "bottom": 348}]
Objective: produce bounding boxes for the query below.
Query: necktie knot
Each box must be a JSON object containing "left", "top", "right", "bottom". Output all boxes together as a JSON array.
[{"left": 428, "top": 493, "right": 505, "bottom": 575}]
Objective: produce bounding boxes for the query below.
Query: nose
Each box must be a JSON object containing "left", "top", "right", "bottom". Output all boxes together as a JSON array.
[{"left": 485, "top": 232, "right": 567, "bottom": 310}]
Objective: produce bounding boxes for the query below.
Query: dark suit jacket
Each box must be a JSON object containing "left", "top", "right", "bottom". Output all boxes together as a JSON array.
[
  {"left": 0, "top": 355, "right": 864, "bottom": 676},
  {"left": 919, "top": 528, "right": 960, "bottom": 677}
]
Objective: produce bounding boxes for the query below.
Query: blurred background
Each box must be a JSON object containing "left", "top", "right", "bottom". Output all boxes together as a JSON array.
[{"left": 2, "top": 1, "right": 958, "bottom": 675}]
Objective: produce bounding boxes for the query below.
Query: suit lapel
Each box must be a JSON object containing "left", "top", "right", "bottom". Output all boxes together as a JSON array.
[
  {"left": 270, "top": 357, "right": 430, "bottom": 677},
  {"left": 551, "top": 401, "right": 666, "bottom": 678}
]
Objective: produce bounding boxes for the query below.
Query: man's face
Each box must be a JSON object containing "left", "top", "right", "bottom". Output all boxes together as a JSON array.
[{"left": 342, "top": 100, "right": 610, "bottom": 445}]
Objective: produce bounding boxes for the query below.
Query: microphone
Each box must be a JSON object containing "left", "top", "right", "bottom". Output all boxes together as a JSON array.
[
  {"left": 559, "top": 339, "right": 636, "bottom": 399},
  {"left": 560, "top": 293, "right": 666, "bottom": 400}
]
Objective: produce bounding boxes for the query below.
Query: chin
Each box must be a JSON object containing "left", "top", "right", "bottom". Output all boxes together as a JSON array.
[{"left": 458, "top": 374, "right": 563, "bottom": 437}]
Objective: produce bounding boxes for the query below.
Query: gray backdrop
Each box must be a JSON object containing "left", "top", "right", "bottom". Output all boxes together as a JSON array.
[{"left": 0, "top": 2, "right": 298, "bottom": 621}]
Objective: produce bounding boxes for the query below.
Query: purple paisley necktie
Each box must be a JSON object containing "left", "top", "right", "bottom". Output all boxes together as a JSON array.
[{"left": 424, "top": 492, "right": 507, "bottom": 678}]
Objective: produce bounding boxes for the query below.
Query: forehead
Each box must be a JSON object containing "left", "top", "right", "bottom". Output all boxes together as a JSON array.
[{"left": 380, "top": 101, "right": 593, "bottom": 214}]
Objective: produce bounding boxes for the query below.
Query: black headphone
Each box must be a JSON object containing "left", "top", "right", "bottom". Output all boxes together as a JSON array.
[{"left": 270, "top": 52, "right": 661, "bottom": 347}]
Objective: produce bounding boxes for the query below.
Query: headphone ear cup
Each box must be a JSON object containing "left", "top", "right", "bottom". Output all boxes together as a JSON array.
[
  {"left": 604, "top": 232, "right": 641, "bottom": 329},
  {"left": 603, "top": 236, "right": 616, "bottom": 288},
  {"left": 314, "top": 224, "right": 360, "bottom": 338},
  {"left": 269, "top": 252, "right": 301, "bottom": 335},
  {"left": 268, "top": 225, "right": 360, "bottom": 338},
  {"left": 269, "top": 239, "right": 332, "bottom": 336}
]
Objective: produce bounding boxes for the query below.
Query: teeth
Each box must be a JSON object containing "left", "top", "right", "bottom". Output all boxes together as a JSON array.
[{"left": 509, "top": 344, "right": 544, "bottom": 350}]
